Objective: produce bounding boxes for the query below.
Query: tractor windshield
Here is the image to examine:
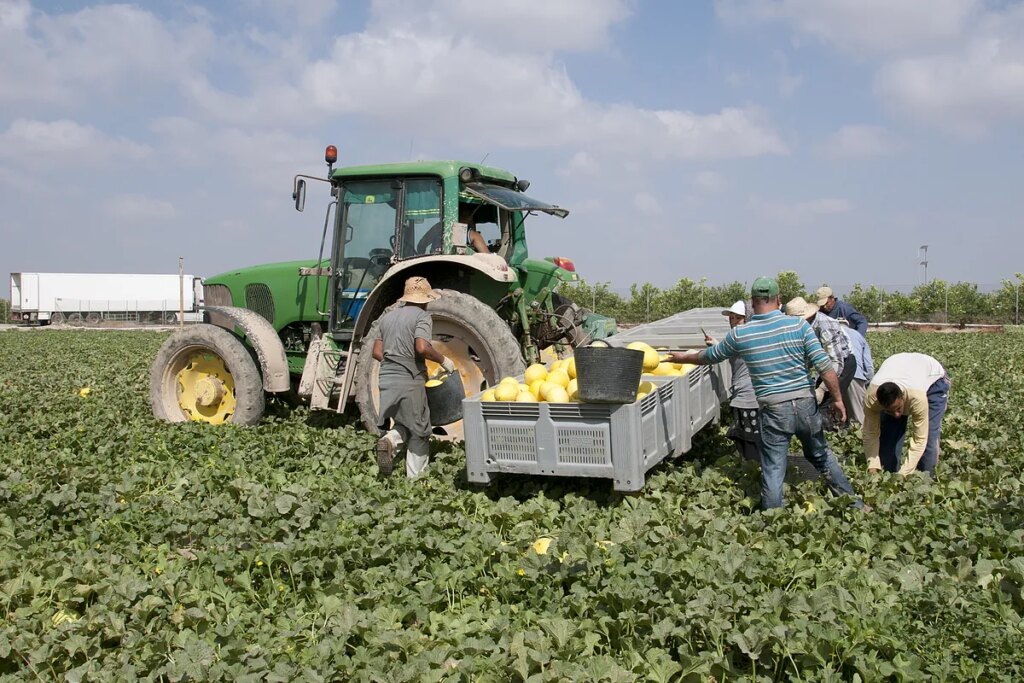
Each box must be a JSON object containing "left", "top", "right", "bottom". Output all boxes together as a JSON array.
[
  {"left": 334, "top": 178, "right": 442, "bottom": 327},
  {"left": 463, "top": 183, "right": 570, "bottom": 219}
]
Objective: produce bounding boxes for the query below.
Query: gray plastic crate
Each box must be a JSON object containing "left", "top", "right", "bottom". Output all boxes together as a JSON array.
[{"left": 463, "top": 376, "right": 677, "bottom": 492}]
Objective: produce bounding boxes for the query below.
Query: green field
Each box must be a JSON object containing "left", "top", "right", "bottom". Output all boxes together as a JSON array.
[{"left": 1, "top": 329, "right": 1022, "bottom": 681}]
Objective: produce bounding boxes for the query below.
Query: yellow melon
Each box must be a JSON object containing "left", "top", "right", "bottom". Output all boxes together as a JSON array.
[
  {"left": 547, "top": 369, "right": 570, "bottom": 389},
  {"left": 424, "top": 379, "right": 443, "bottom": 388},
  {"left": 516, "top": 391, "right": 536, "bottom": 403},
  {"left": 529, "top": 378, "right": 545, "bottom": 397},
  {"left": 494, "top": 383, "right": 519, "bottom": 402},
  {"left": 524, "top": 363, "right": 548, "bottom": 384},
  {"left": 589, "top": 340, "right": 608, "bottom": 348},
  {"left": 480, "top": 389, "right": 496, "bottom": 402},
  {"left": 545, "top": 386, "right": 570, "bottom": 403},
  {"left": 539, "top": 381, "right": 562, "bottom": 401},
  {"left": 566, "top": 357, "right": 577, "bottom": 379}
]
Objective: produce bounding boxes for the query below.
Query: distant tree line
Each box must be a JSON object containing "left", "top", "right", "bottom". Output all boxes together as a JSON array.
[
  {"left": 0, "top": 299, "right": 9, "bottom": 323},
  {"left": 560, "top": 271, "right": 1024, "bottom": 326}
]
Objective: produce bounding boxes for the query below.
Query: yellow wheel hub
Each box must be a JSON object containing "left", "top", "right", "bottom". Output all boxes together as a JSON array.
[{"left": 176, "top": 353, "right": 237, "bottom": 424}]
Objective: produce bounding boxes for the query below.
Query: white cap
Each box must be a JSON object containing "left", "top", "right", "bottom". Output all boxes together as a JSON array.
[{"left": 722, "top": 300, "right": 746, "bottom": 317}]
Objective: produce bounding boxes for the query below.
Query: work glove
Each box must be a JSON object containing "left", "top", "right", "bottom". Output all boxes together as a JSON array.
[{"left": 440, "top": 357, "right": 456, "bottom": 374}]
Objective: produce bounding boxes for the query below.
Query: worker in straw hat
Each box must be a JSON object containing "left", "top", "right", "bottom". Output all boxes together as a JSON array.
[
  {"left": 785, "top": 295, "right": 857, "bottom": 429},
  {"left": 704, "top": 300, "right": 761, "bottom": 462},
  {"left": 373, "top": 276, "right": 456, "bottom": 478}
]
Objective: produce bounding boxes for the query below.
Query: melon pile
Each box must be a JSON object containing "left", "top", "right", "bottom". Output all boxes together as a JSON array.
[
  {"left": 478, "top": 341, "right": 698, "bottom": 404},
  {"left": 621, "top": 341, "right": 698, "bottom": 378},
  {"left": 480, "top": 357, "right": 579, "bottom": 403}
]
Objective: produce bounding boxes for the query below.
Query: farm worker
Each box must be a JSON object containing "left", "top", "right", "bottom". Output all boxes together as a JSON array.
[
  {"left": 372, "top": 276, "right": 456, "bottom": 478},
  {"left": 841, "top": 328, "right": 874, "bottom": 426},
  {"left": 785, "top": 296, "right": 857, "bottom": 428},
  {"left": 863, "top": 353, "right": 950, "bottom": 477},
  {"left": 815, "top": 286, "right": 868, "bottom": 337},
  {"left": 704, "top": 300, "right": 761, "bottom": 462},
  {"left": 666, "top": 277, "right": 864, "bottom": 510}
]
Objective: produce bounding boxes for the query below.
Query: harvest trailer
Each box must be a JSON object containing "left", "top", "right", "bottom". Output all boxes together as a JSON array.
[
  {"left": 9, "top": 272, "right": 203, "bottom": 325},
  {"left": 464, "top": 308, "right": 734, "bottom": 492}
]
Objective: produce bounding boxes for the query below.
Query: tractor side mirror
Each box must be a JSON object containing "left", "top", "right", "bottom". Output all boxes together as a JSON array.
[{"left": 293, "top": 178, "right": 307, "bottom": 212}]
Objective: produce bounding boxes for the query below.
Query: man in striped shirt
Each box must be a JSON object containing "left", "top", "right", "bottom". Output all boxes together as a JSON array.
[{"left": 668, "top": 276, "right": 863, "bottom": 510}]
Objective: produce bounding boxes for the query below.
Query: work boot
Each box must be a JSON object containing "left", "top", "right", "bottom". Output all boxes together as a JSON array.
[{"left": 376, "top": 434, "right": 396, "bottom": 476}]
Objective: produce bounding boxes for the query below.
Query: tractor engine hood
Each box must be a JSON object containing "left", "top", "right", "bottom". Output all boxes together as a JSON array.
[{"left": 463, "top": 183, "right": 570, "bottom": 219}]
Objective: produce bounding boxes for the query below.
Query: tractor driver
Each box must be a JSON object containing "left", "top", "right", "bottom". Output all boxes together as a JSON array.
[{"left": 416, "top": 203, "right": 491, "bottom": 255}]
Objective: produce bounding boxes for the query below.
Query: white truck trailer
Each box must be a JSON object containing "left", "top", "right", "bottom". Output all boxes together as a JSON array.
[{"left": 9, "top": 272, "right": 204, "bottom": 325}]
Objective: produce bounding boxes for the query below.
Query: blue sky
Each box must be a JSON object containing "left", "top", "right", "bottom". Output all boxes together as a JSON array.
[{"left": 2, "top": 0, "right": 1022, "bottom": 297}]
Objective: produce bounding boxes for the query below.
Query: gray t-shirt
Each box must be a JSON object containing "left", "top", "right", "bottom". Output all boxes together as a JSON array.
[
  {"left": 377, "top": 305, "right": 433, "bottom": 381},
  {"left": 728, "top": 356, "right": 758, "bottom": 409}
]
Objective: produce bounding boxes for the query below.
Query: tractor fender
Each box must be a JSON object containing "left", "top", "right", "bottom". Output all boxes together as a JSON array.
[
  {"left": 204, "top": 305, "right": 291, "bottom": 393},
  {"left": 353, "top": 254, "right": 517, "bottom": 339}
]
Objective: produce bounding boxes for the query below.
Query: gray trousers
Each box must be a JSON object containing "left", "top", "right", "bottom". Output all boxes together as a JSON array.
[
  {"left": 843, "top": 378, "right": 868, "bottom": 426},
  {"left": 382, "top": 427, "right": 430, "bottom": 479},
  {"left": 379, "top": 378, "right": 432, "bottom": 479}
]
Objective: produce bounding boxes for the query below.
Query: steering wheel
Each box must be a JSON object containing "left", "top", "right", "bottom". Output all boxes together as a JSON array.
[
  {"left": 368, "top": 248, "right": 393, "bottom": 277},
  {"left": 340, "top": 257, "right": 373, "bottom": 289}
]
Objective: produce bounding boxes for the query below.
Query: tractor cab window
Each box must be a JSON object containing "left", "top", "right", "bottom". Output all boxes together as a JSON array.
[
  {"left": 401, "top": 179, "right": 443, "bottom": 257},
  {"left": 460, "top": 200, "right": 509, "bottom": 258},
  {"left": 335, "top": 180, "right": 398, "bottom": 327}
]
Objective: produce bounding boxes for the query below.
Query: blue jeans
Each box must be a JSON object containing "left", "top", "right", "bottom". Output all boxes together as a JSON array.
[
  {"left": 759, "top": 397, "right": 862, "bottom": 510},
  {"left": 879, "top": 376, "right": 950, "bottom": 476}
]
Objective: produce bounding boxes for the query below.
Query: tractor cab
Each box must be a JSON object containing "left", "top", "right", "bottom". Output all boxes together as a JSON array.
[{"left": 294, "top": 154, "right": 578, "bottom": 343}]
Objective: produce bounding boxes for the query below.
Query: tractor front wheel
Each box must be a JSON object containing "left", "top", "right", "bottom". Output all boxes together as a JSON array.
[
  {"left": 354, "top": 289, "right": 525, "bottom": 441},
  {"left": 150, "top": 324, "right": 265, "bottom": 425}
]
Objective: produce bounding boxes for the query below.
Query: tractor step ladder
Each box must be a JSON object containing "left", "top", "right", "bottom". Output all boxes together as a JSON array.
[{"left": 299, "top": 336, "right": 348, "bottom": 412}]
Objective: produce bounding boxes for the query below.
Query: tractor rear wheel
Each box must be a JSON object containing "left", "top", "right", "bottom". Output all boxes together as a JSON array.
[
  {"left": 150, "top": 324, "right": 265, "bottom": 425},
  {"left": 354, "top": 289, "right": 524, "bottom": 441}
]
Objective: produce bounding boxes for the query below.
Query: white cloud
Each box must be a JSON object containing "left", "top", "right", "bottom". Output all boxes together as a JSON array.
[
  {"left": 694, "top": 170, "right": 726, "bottom": 193},
  {"left": 874, "top": 6, "right": 1024, "bottom": 136},
  {"left": 0, "top": 0, "right": 30, "bottom": 30},
  {"left": 299, "top": 30, "right": 787, "bottom": 159},
  {"left": 634, "top": 193, "right": 662, "bottom": 216},
  {"left": 371, "top": 0, "right": 632, "bottom": 52},
  {"left": 819, "top": 125, "right": 899, "bottom": 159},
  {"left": 717, "top": 0, "right": 1024, "bottom": 136},
  {"left": 715, "top": 0, "right": 980, "bottom": 55},
  {"left": 756, "top": 196, "right": 852, "bottom": 225},
  {"left": 0, "top": 2, "right": 214, "bottom": 106},
  {"left": 558, "top": 151, "right": 600, "bottom": 177},
  {"left": 150, "top": 117, "right": 321, "bottom": 192},
  {"left": 104, "top": 194, "right": 177, "bottom": 223},
  {"left": 0, "top": 119, "right": 149, "bottom": 164}
]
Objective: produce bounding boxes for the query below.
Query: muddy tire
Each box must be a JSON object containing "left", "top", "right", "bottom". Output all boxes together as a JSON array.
[
  {"left": 150, "top": 323, "right": 265, "bottom": 425},
  {"left": 85, "top": 312, "right": 102, "bottom": 325},
  {"left": 49, "top": 311, "right": 64, "bottom": 325},
  {"left": 354, "top": 289, "right": 524, "bottom": 439}
]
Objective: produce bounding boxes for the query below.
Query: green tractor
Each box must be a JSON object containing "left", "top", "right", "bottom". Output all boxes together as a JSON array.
[{"left": 149, "top": 147, "right": 616, "bottom": 437}]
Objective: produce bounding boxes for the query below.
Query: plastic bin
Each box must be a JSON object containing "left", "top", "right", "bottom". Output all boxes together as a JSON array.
[{"left": 463, "top": 376, "right": 677, "bottom": 492}]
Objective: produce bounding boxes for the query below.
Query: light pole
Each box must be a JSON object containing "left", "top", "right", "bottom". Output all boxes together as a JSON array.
[{"left": 918, "top": 245, "right": 929, "bottom": 284}]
